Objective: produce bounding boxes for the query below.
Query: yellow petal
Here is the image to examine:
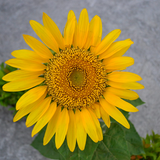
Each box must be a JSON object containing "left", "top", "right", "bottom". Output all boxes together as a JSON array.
[
  {"left": 103, "top": 92, "right": 138, "bottom": 112},
  {"left": 107, "top": 81, "right": 144, "bottom": 90},
  {"left": 43, "top": 106, "right": 61, "bottom": 145},
  {"left": 80, "top": 108, "right": 99, "bottom": 143},
  {"left": 64, "top": 15, "right": 76, "bottom": 47},
  {"left": 67, "top": 110, "right": 77, "bottom": 152},
  {"left": 16, "top": 86, "right": 47, "bottom": 110},
  {"left": 32, "top": 102, "right": 57, "bottom": 137},
  {"left": 88, "top": 108, "right": 103, "bottom": 141},
  {"left": 26, "top": 97, "right": 52, "bottom": 127},
  {"left": 13, "top": 99, "right": 40, "bottom": 122},
  {"left": 55, "top": 108, "right": 69, "bottom": 149},
  {"left": 99, "top": 105, "right": 110, "bottom": 128},
  {"left": 106, "top": 40, "right": 134, "bottom": 61},
  {"left": 2, "top": 70, "right": 44, "bottom": 82},
  {"left": 92, "top": 103, "right": 101, "bottom": 118},
  {"left": 84, "top": 15, "right": 102, "bottom": 49},
  {"left": 93, "top": 29, "right": 121, "bottom": 55},
  {"left": 23, "top": 35, "right": 53, "bottom": 59},
  {"left": 30, "top": 20, "right": 59, "bottom": 53},
  {"left": 106, "top": 87, "right": 139, "bottom": 100},
  {"left": 3, "top": 77, "right": 44, "bottom": 92},
  {"left": 5, "top": 58, "right": 46, "bottom": 71},
  {"left": 67, "top": 10, "right": 75, "bottom": 19},
  {"left": 75, "top": 109, "right": 87, "bottom": 150},
  {"left": 99, "top": 39, "right": 134, "bottom": 60},
  {"left": 14, "top": 92, "right": 47, "bottom": 122},
  {"left": 103, "top": 57, "right": 134, "bottom": 71},
  {"left": 107, "top": 72, "right": 142, "bottom": 83},
  {"left": 73, "top": 8, "right": 89, "bottom": 48},
  {"left": 43, "top": 13, "right": 65, "bottom": 50},
  {"left": 99, "top": 98, "right": 130, "bottom": 129},
  {"left": 11, "top": 49, "right": 46, "bottom": 63}
]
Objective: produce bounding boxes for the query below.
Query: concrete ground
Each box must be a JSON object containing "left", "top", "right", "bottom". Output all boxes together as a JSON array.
[{"left": 0, "top": 0, "right": 160, "bottom": 159}]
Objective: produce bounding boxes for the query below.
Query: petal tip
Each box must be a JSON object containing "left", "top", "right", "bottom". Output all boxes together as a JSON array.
[
  {"left": 117, "top": 29, "right": 121, "bottom": 34},
  {"left": 22, "top": 34, "right": 28, "bottom": 40},
  {"left": 82, "top": 8, "right": 87, "bottom": 12},
  {"left": 29, "top": 20, "right": 34, "bottom": 24},
  {"left": 139, "top": 76, "right": 143, "bottom": 81},
  {"left": 135, "top": 108, "right": 139, "bottom": 112},
  {"left": 131, "top": 107, "right": 139, "bottom": 112},
  {"left": 42, "top": 12, "right": 48, "bottom": 20},
  {"left": 141, "top": 85, "right": 145, "bottom": 89},
  {"left": 125, "top": 38, "right": 134, "bottom": 45},
  {"left": 43, "top": 135, "right": 50, "bottom": 146},
  {"left": 126, "top": 124, "right": 130, "bottom": 129},
  {"left": 2, "top": 84, "right": 7, "bottom": 91},
  {"left": 130, "top": 39, "right": 134, "bottom": 44},
  {"left": 31, "top": 131, "right": 35, "bottom": 137},
  {"left": 56, "top": 144, "right": 61, "bottom": 150},
  {"left": 79, "top": 146, "right": 85, "bottom": 151},
  {"left": 29, "top": 20, "right": 37, "bottom": 28},
  {"left": 69, "top": 148, "right": 74, "bottom": 152},
  {"left": 4, "top": 59, "right": 10, "bottom": 66},
  {"left": 13, "top": 117, "right": 17, "bottom": 122},
  {"left": 2, "top": 76, "right": 5, "bottom": 81},
  {"left": 43, "top": 12, "right": 46, "bottom": 16},
  {"left": 25, "top": 121, "right": 31, "bottom": 128},
  {"left": 123, "top": 120, "right": 130, "bottom": 129},
  {"left": 43, "top": 140, "right": 47, "bottom": 146}
]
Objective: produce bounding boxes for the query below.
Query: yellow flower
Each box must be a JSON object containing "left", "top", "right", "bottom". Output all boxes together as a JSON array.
[{"left": 2, "top": 8, "right": 144, "bottom": 152}]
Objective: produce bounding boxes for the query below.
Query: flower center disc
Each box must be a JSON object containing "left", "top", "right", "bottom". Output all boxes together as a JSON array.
[
  {"left": 69, "top": 68, "right": 86, "bottom": 89},
  {"left": 44, "top": 48, "right": 107, "bottom": 109}
]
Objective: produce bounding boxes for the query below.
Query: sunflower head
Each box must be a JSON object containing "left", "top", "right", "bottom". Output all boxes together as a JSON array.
[
  {"left": 2, "top": 8, "right": 144, "bottom": 152},
  {"left": 44, "top": 47, "right": 107, "bottom": 109}
]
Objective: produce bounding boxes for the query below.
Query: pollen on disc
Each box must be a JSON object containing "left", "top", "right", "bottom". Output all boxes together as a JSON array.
[{"left": 44, "top": 47, "right": 107, "bottom": 109}]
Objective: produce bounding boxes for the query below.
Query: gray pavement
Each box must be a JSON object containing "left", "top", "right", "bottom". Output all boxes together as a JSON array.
[{"left": 0, "top": 0, "right": 160, "bottom": 159}]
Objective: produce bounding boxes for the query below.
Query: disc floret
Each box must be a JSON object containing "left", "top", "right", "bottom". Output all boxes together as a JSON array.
[{"left": 44, "top": 48, "right": 107, "bottom": 109}]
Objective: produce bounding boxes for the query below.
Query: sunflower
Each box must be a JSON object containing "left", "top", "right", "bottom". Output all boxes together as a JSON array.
[{"left": 2, "top": 8, "right": 144, "bottom": 152}]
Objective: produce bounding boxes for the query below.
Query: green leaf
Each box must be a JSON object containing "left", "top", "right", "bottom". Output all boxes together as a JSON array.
[
  {"left": 124, "top": 121, "right": 144, "bottom": 156},
  {"left": 5, "top": 64, "right": 17, "bottom": 72},
  {"left": 142, "top": 130, "right": 160, "bottom": 160},
  {"left": 0, "top": 100, "right": 7, "bottom": 106},
  {"left": 155, "top": 148, "right": 160, "bottom": 153},
  {"left": 31, "top": 128, "right": 64, "bottom": 160},
  {"left": 0, "top": 62, "right": 4, "bottom": 70},
  {"left": 92, "top": 125, "right": 130, "bottom": 160},
  {"left": 31, "top": 127, "right": 99, "bottom": 160},
  {"left": 0, "top": 80, "right": 5, "bottom": 85},
  {"left": 157, "top": 155, "right": 160, "bottom": 160},
  {"left": 145, "top": 134, "right": 151, "bottom": 144},
  {"left": 0, "top": 91, "right": 11, "bottom": 99},
  {"left": 0, "top": 70, "right": 4, "bottom": 78},
  {"left": 32, "top": 119, "right": 144, "bottom": 160},
  {"left": 124, "top": 98, "right": 145, "bottom": 107},
  {"left": 146, "top": 152, "right": 157, "bottom": 160},
  {"left": 58, "top": 136, "right": 99, "bottom": 160},
  {"left": 92, "top": 120, "right": 144, "bottom": 160}
]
